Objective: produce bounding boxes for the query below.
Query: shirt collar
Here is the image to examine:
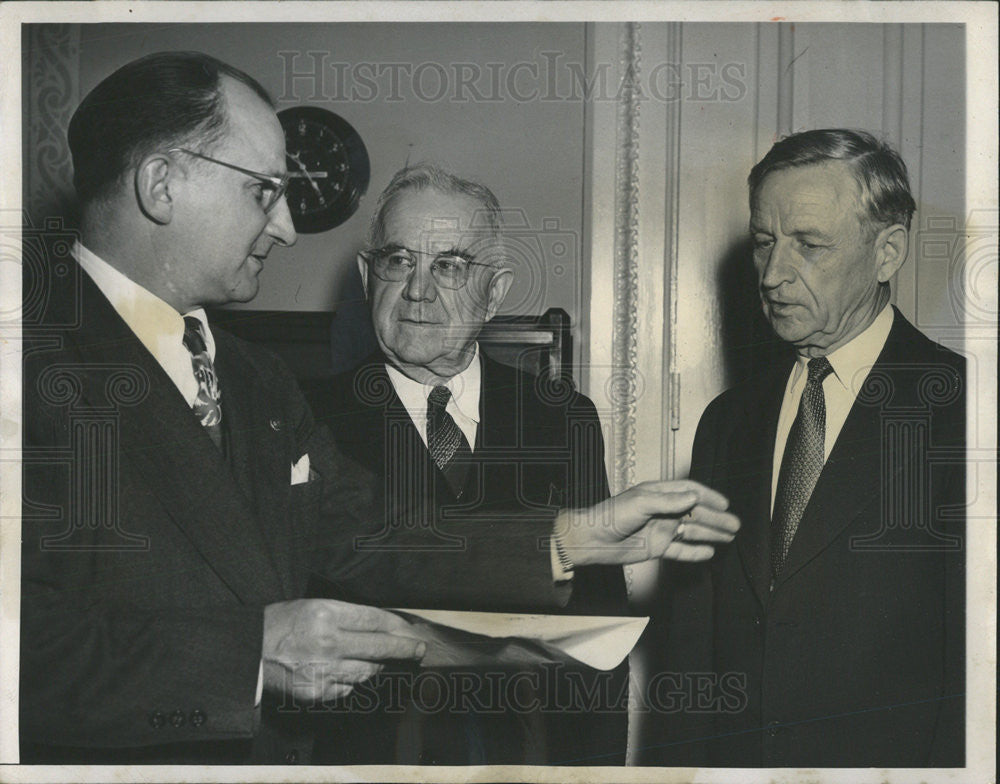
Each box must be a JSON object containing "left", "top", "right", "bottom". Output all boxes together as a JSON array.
[
  {"left": 790, "top": 305, "right": 895, "bottom": 393},
  {"left": 384, "top": 343, "right": 482, "bottom": 424},
  {"left": 446, "top": 344, "right": 482, "bottom": 424},
  {"left": 74, "top": 241, "right": 215, "bottom": 361},
  {"left": 825, "top": 305, "right": 894, "bottom": 394}
]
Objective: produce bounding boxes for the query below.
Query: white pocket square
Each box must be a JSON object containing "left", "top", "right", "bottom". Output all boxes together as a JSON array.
[{"left": 291, "top": 453, "right": 311, "bottom": 485}]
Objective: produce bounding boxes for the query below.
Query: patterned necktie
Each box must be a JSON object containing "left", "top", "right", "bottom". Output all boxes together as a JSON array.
[
  {"left": 182, "top": 316, "right": 223, "bottom": 450},
  {"left": 771, "top": 356, "right": 833, "bottom": 580},
  {"left": 426, "top": 385, "right": 472, "bottom": 496}
]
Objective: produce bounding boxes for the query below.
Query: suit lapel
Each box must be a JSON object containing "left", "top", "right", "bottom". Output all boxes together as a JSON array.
[
  {"left": 733, "top": 369, "right": 788, "bottom": 605},
  {"left": 377, "top": 356, "right": 482, "bottom": 501},
  {"left": 352, "top": 358, "right": 422, "bottom": 442},
  {"left": 775, "top": 394, "right": 882, "bottom": 584},
  {"left": 478, "top": 354, "right": 518, "bottom": 452},
  {"left": 347, "top": 360, "right": 450, "bottom": 544},
  {"left": 213, "top": 335, "right": 294, "bottom": 598},
  {"left": 214, "top": 338, "right": 256, "bottom": 504},
  {"left": 358, "top": 354, "right": 506, "bottom": 503},
  {"left": 363, "top": 360, "right": 429, "bottom": 472},
  {"left": 70, "top": 274, "right": 285, "bottom": 604},
  {"left": 776, "top": 314, "right": 908, "bottom": 585}
]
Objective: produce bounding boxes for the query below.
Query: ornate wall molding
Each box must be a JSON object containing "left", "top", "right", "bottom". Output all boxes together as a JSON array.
[
  {"left": 25, "top": 24, "right": 79, "bottom": 225},
  {"left": 660, "top": 22, "right": 683, "bottom": 480},
  {"left": 610, "top": 21, "right": 641, "bottom": 493}
]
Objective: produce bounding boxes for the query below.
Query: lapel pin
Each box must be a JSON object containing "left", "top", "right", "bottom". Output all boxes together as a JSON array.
[{"left": 269, "top": 418, "right": 282, "bottom": 431}]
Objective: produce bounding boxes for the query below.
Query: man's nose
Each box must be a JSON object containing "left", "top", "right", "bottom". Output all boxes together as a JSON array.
[
  {"left": 402, "top": 260, "right": 438, "bottom": 302},
  {"left": 759, "top": 240, "right": 795, "bottom": 290},
  {"left": 266, "top": 195, "right": 297, "bottom": 247}
]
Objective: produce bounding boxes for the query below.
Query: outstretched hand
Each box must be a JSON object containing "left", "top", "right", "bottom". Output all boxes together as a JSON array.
[
  {"left": 262, "top": 599, "right": 426, "bottom": 703},
  {"left": 555, "top": 479, "right": 739, "bottom": 566}
]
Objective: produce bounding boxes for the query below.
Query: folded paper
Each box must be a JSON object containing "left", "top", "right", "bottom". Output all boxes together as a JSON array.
[{"left": 393, "top": 609, "right": 648, "bottom": 671}]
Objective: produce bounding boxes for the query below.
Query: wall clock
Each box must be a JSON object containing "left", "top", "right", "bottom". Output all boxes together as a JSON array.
[{"left": 278, "top": 106, "right": 370, "bottom": 233}]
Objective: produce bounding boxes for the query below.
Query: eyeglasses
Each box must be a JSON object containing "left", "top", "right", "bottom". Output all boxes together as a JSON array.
[
  {"left": 168, "top": 148, "right": 290, "bottom": 212},
  {"left": 361, "top": 245, "right": 496, "bottom": 290}
]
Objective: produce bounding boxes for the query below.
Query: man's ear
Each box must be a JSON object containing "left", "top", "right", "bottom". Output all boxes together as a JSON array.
[
  {"left": 874, "top": 223, "right": 909, "bottom": 283},
  {"left": 484, "top": 267, "right": 514, "bottom": 321},
  {"left": 356, "top": 253, "right": 370, "bottom": 299},
  {"left": 135, "top": 154, "right": 175, "bottom": 225}
]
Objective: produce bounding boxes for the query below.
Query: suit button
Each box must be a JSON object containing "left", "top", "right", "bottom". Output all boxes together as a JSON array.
[
  {"left": 169, "top": 710, "right": 186, "bottom": 728},
  {"left": 766, "top": 720, "right": 781, "bottom": 737},
  {"left": 190, "top": 709, "right": 206, "bottom": 727},
  {"left": 149, "top": 711, "right": 166, "bottom": 729},
  {"left": 285, "top": 749, "right": 299, "bottom": 764}
]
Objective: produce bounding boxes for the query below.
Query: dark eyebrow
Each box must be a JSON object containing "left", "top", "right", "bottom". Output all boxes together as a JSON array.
[
  {"left": 373, "top": 243, "right": 477, "bottom": 262},
  {"left": 435, "top": 246, "right": 476, "bottom": 262},
  {"left": 790, "top": 229, "right": 833, "bottom": 242}
]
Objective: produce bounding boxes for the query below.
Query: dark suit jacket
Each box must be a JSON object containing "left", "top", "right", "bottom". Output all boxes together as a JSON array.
[
  {"left": 643, "top": 309, "right": 965, "bottom": 767},
  {"left": 20, "top": 263, "right": 363, "bottom": 764},
  {"left": 310, "top": 352, "right": 629, "bottom": 765}
]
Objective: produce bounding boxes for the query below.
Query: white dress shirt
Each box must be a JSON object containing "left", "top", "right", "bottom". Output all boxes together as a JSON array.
[
  {"left": 770, "top": 305, "right": 895, "bottom": 514},
  {"left": 75, "top": 241, "right": 215, "bottom": 405},
  {"left": 384, "top": 345, "right": 481, "bottom": 451},
  {"left": 384, "top": 348, "right": 572, "bottom": 582}
]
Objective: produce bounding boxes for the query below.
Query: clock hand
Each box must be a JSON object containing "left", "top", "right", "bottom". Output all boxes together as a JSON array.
[{"left": 287, "top": 151, "right": 329, "bottom": 197}]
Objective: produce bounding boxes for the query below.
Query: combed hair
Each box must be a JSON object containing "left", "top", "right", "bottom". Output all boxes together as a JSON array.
[
  {"left": 367, "top": 163, "right": 504, "bottom": 248},
  {"left": 68, "top": 51, "right": 274, "bottom": 206},
  {"left": 748, "top": 129, "right": 917, "bottom": 230}
]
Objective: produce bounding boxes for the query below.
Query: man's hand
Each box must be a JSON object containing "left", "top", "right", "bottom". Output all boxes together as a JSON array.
[
  {"left": 554, "top": 480, "right": 739, "bottom": 566},
  {"left": 262, "top": 599, "right": 426, "bottom": 703}
]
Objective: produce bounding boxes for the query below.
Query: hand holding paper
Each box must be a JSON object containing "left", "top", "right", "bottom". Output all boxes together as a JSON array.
[
  {"left": 555, "top": 479, "right": 739, "bottom": 565},
  {"left": 262, "top": 599, "right": 426, "bottom": 703}
]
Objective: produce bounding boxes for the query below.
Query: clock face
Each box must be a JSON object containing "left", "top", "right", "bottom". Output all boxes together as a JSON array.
[{"left": 278, "top": 106, "right": 370, "bottom": 234}]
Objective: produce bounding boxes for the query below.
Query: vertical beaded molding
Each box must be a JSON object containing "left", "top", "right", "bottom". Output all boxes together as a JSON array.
[
  {"left": 610, "top": 22, "right": 642, "bottom": 494},
  {"left": 661, "top": 22, "right": 683, "bottom": 480}
]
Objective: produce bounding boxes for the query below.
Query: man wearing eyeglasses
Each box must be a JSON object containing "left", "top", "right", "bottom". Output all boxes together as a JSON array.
[
  {"left": 312, "top": 164, "right": 739, "bottom": 765},
  {"left": 20, "top": 51, "right": 427, "bottom": 765}
]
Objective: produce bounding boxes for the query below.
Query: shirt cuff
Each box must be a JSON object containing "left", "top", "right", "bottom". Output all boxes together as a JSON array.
[
  {"left": 550, "top": 534, "right": 575, "bottom": 583},
  {"left": 255, "top": 660, "right": 264, "bottom": 706}
]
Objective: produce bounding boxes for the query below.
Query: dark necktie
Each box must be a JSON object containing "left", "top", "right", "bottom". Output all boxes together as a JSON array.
[
  {"left": 426, "top": 385, "right": 472, "bottom": 496},
  {"left": 182, "top": 316, "right": 223, "bottom": 450},
  {"left": 771, "top": 356, "right": 833, "bottom": 580}
]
